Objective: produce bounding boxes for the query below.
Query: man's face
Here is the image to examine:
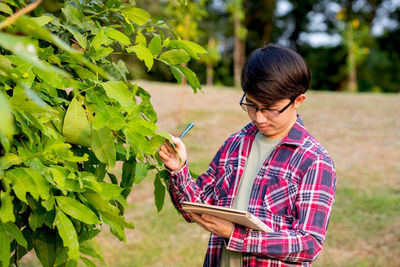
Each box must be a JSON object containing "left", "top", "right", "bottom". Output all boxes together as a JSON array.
[{"left": 244, "top": 94, "right": 305, "bottom": 139}]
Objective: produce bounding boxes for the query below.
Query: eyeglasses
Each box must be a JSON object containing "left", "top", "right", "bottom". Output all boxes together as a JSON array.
[{"left": 239, "top": 93, "right": 295, "bottom": 118}]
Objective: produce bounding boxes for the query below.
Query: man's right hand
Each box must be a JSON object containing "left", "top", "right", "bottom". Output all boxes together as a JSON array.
[{"left": 158, "top": 135, "right": 188, "bottom": 172}]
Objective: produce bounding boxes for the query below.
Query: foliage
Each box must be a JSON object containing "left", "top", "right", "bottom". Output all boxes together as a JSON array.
[{"left": 0, "top": 0, "right": 206, "bottom": 266}]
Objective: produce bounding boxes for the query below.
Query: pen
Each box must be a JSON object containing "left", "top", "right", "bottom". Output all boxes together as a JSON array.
[{"left": 178, "top": 123, "right": 194, "bottom": 139}]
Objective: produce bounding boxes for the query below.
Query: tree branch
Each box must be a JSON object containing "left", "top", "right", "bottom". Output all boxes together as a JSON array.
[{"left": 0, "top": 0, "right": 42, "bottom": 30}]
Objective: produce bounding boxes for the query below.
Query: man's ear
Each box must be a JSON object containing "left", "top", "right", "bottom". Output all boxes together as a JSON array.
[{"left": 294, "top": 94, "right": 306, "bottom": 108}]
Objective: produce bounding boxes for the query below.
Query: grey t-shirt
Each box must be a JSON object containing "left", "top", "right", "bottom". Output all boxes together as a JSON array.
[{"left": 220, "top": 131, "right": 282, "bottom": 267}]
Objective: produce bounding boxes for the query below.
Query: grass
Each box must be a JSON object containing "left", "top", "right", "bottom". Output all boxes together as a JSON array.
[{"left": 21, "top": 81, "right": 400, "bottom": 266}]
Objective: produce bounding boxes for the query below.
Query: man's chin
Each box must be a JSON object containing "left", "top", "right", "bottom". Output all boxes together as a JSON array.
[
  {"left": 257, "top": 128, "right": 275, "bottom": 137},
  {"left": 257, "top": 125, "right": 273, "bottom": 133}
]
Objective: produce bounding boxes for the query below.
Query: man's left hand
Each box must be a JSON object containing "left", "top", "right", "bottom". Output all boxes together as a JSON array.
[{"left": 188, "top": 211, "right": 234, "bottom": 239}]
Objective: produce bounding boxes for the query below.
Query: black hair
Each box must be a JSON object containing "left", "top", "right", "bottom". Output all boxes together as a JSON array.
[{"left": 241, "top": 44, "right": 310, "bottom": 107}]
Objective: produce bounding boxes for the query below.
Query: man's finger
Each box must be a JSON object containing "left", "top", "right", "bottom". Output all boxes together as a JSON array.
[
  {"left": 159, "top": 144, "right": 169, "bottom": 154},
  {"left": 164, "top": 140, "right": 176, "bottom": 154},
  {"left": 171, "top": 135, "right": 185, "bottom": 150},
  {"left": 189, "top": 212, "right": 209, "bottom": 226},
  {"left": 158, "top": 150, "right": 169, "bottom": 160}
]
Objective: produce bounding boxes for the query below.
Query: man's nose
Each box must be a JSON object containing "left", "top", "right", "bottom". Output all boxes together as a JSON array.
[{"left": 254, "top": 110, "right": 268, "bottom": 123}]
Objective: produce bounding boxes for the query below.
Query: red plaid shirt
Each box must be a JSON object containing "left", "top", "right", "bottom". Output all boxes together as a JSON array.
[{"left": 169, "top": 115, "right": 337, "bottom": 266}]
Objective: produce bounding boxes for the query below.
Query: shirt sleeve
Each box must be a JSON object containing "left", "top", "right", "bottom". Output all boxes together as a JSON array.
[
  {"left": 225, "top": 155, "right": 337, "bottom": 262},
  {"left": 168, "top": 141, "right": 227, "bottom": 222}
]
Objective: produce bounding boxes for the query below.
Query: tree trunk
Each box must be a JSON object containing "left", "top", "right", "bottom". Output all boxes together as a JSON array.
[
  {"left": 234, "top": 15, "right": 245, "bottom": 88},
  {"left": 206, "top": 37, "right": 215, "bottom": 86},
  {"left": 347, "top": 24, "right": 358, "bottom": 92}
]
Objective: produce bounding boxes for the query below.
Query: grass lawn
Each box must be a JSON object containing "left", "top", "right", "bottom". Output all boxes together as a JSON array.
[{"left": 21, "top": 81, "right": 400, "bottom": 266}]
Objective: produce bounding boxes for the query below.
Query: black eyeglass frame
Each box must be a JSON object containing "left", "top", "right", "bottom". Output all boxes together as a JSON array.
[{"left": 239, "top": 93, "right": 296, "bottom": 116}]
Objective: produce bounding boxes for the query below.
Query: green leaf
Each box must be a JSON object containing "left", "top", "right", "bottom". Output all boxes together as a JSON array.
[
  {"left": 32, "top": 228, "right": 57, "bottom": 267},
  {"left": 0, "top": 153, "right": 21, "bottom": 170},
  {"left": 55, "top": 196, "right": 100, "bottom": 225},
  {"left": 127, "top": 45, "right": 154, "bottom": 71},
  {"left": 82, "top": 191, "right": 119, "bottom": 215},
  {"left": 65, "top": 25, "right": 87, "bottom": 50},
  {"left": 54, "top": 211, "right": 79, "bottom": 261},
  {"left": 80, "top": 256, "right": 97, "bottom": 267},
  {"left": 91, "top": 127, "right": 116, "bottom": 168},
  {"left": 55, "top": 247, "right": 69, "bottom": 266},
  {"left": 95, "top": 163, "right": 107, "bottom": 181},
  {"left": 134, "top": 162, "right": 148, "bottom": 184},
  {"left": 0, "top": 191, "right": 15, "bottom": 223},
  {"left": 100, "top": 81, "right": 132, "bottom": 108},
  {"left": 104, "top": 28, "right": 131, "bottom": 46},
  {"left": 93, "top": 46, "right": 113, "bottom": 60},
  {"left": 0, "top": 133, "right": 10, "bottom": 155},
  {"left": 66, "top": 259, "right": 78, "bottom": 267},
  {"left": 121, "top": 159, "right": 135, "bottom": 198},
  {"left": 72, "top": 65, "right": 97, "bottom": 80},
  {"left": 100, "top": 211, "right": 134, "bottom": 229},
  {"left": 150, "top": 135, "right": 166, "bottom": 151},
  {"left": 128, "top": 117, "right": 157, "bottom": 136},
  {"left": 172, "top": 65, "right": 201, "bottom": 93},
  {"left": 99, "top": 182, "right": 123, "bottom": 200},
  {"left": 159, "top": 49, "right": 190, "bottom": 65},
  {"left": 62, "top": 3, "right": 84, "bottom": 29},
  {"left": 0, "top": 226, "right": 10, "bottom": 267},
  {"left": 121, "top": 7, "right": 151, "bottom": 26},
  {"left": 135, "top": 29, "right": 147, "bottom": 46},
  {"left": 83, "top": 191, "right": 133, "bottom": 228},
  {"left": 154, "top": 173, "right": 166, "bottom": 212},
  {"left": 41, "top": 195, "right": 55, "bottom": 212},
  {"left": 93, "top": 106, "right": 125, "bottom": 131},
  {"left": 0, "top": 91, "right": 15, "bottom": 138},
  {"left": 32, "top": 15, "right": 54, "bottom": 26},
  {"left": 156, "top": 131, "right": 173, "bottom": 143},
  {"left": 123, "top": 126, "right": 155, "bottom": 157},
  {"left": 81, "top": 173, "right": 102, "bottom": 192},
  {"left": 148, "top": 36, "right": 162, "bottom": 57},
  {"left": 102, "top": 216, "right": 125, "bottom": 242},
  {"left": 29, "top": 208, "right": 46, "bottom": 231},
  {"left": 170, "top": 65, "right": 182, "bottom": 85},
  {"left": 6, "top": 168, "right": 39, "bottom": 203},
  {"left": 91, "top": 30, "right": 111, "bottom": 51},
  {"left": 0, "top": 3, "right": 13, "bottom": 15},
  {"left": 112, "top": 60, "right": 129, "bottom": 81},
  {"left": 3, "top": 222, "right": 27, "bottom": 248},
  {"left": 157, "top": 169, "right": 170, "bottom": 182},
  {"left": 167, "top": 40, "right": 207, "bottom": 59},
  {"left": 63, "top": 96, "right": 92, "bottom": 147},
  {"left": 138, "top": 92, "right": 157, "bottom": 122},
  {"left": 79, "top": 239, "right": 104, "bottom": 262},
  {"left": 24, "top": 168, "right": 50, "bottom": 200}
]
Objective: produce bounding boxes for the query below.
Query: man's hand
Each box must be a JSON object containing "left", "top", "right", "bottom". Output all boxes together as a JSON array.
[
  {"left": 158, "top": 135, "right": 187, "bottom": 172},
  {"left": 188, "top": 211, "right": 234, "bottom": 239}
]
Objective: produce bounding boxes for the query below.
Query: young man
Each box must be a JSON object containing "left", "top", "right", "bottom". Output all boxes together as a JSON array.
[{"left": 158, "top": 44, "right": 337, "bottom": 266}]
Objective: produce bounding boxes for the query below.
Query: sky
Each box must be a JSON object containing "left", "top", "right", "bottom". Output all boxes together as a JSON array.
[{"left": 276, "top": 0, "right": 400, "bottom": 47}]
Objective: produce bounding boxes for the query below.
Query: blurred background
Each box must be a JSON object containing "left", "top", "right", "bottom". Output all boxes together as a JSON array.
[{"left": 125, "top": 0, "right": 400, "bottom": 93}]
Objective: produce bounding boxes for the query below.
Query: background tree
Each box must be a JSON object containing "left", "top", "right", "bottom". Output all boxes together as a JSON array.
[
  {"left": 226, "top": 0, "right": 246, "bottom": 87},
  {"left": 102, "top": 0, "right": 400, "bottom": 92}
]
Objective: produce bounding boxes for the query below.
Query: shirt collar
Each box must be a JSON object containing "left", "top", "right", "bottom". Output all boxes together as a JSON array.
[{"left": 241, "top": 115, "right": 306, "bottom": 147}]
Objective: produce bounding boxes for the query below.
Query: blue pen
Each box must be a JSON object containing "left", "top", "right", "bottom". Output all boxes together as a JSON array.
[{"left": 178, "top": 123, "right": 194, "bottom": 139}]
